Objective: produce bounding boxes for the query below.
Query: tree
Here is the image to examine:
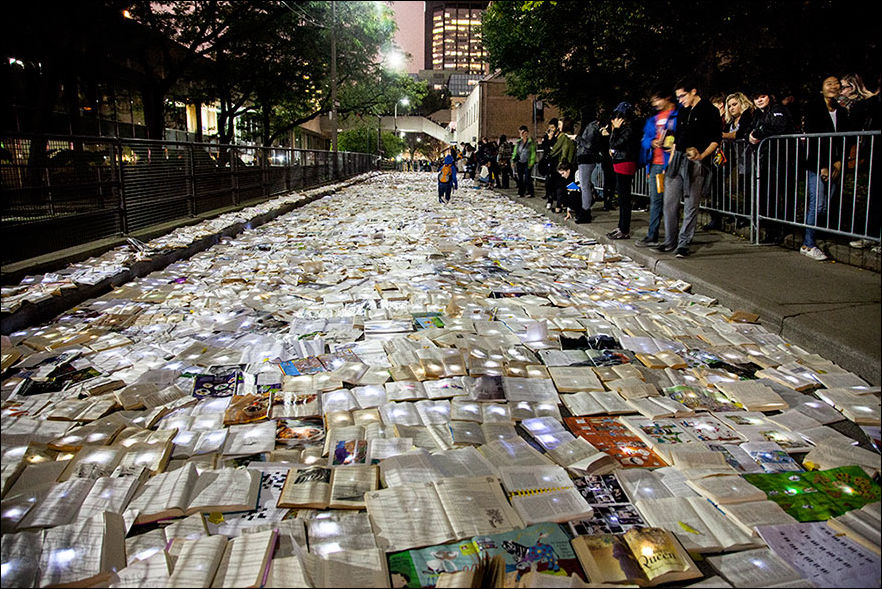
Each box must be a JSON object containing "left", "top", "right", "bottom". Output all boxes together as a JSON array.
[
  {"left": 481, "top": 1, "right": 880, "bottom": 120},
  {"left": 337, "top": 124, "right": 405, "bottom": 158}
]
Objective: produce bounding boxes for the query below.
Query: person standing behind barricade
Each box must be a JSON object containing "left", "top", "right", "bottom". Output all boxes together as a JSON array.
[
  {"left": 574, "top": 108, "right": 604, "bottom": 224},
  {"left": 703, "top": 94, "right": 730, "bottom": 231},
  {"left": 550, "top": 119, "right": 577, "bottom": 213},
  {"left": 654, "top": 78, "right": 722, "bottom": 258},
  {"left": 513, "top": 125, "right": 537, "bottom": 198},
  {"left": 636, "top": 89, "right": 679, "bottom": 247},
  {"left": 721, "top": 92, "right": 756, "bottom": 224},
  {"left": 798, "top": 75, "right": 850, "bottom": 261},
  {"left": 497, "top": 135, "right": 514, "bottom": 189},
  {"left": 748, "top": 87, "right": 798, "bottom": 244},
  {"left": 437, "top": 154, "right": 458, "bottom": 204},
  {"left": 606, "top": 102, "right": 641, "bottom": 240}
]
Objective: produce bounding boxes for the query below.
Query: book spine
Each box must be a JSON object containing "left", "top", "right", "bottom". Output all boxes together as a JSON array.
[{"left": 508, "top": 486, "right": 571, "bottom": 497}]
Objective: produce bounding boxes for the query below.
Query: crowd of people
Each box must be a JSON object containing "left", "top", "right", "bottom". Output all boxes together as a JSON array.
[{"left": 434, "top": 72, "right": 880, "bottom": 261}]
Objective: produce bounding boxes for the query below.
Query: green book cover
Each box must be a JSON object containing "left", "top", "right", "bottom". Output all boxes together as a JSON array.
[{"left": 744, "top": 465, "right": 881, "bottom": 521}]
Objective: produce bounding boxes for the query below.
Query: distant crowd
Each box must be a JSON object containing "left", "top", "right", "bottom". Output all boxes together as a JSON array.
[{"left": 433, "top": 72, "right": 880, "bottom": 260}]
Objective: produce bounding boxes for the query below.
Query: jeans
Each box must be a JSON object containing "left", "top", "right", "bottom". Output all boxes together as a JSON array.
[
  {"left": 578, "top": 163, "right": 597, "bottom": 211},
  {"left": 438, "top": 182, "right": 453, "bottom": 202},
  {"left": 804, "top": 170, "right": 835, "bottom": 248},
  {"left": 646, "top": 163, "right": 665, "bottom": 241},
  {"left": 663, "top": 151, "right": 711, "bottom": 249},
  {"left": 516, "top": 162, "right": 534, "bottom": 197}
]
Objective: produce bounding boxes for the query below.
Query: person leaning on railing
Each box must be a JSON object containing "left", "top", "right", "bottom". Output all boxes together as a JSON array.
[
  {"left": 721, "top": 92, "right": 756, "bottom": 222},
  {"left": 798, "top": 75, "right": 850, "bottom": 261}
]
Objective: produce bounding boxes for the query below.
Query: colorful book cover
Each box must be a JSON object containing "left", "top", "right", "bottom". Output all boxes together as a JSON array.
[
  {"left": 278, "top": 360, "right": 301, "bottom": 376},
  {"left": 291, "top": 356, "right": 327, "bottom": 375},
  {"left": 744, "top": 466, "right": 881, "bottom": 521},
  {"left": 193, "top": 365, "right": 246, "bottom": 398},
  {"left": 388, "top": 523, "right": 581, "bottom": 588},
  {"left": 412, "top": 312, "right": 446, "bottom": 330},
  {"left": 330, "top": 439, "right": 368, "bottom": 466},
  {"left": 664, "top": 385, "right": 738, "bottom": 412},
  {"left": 573, "top": 475, "right": 630, "bottom": 505},
  {"left": 275, "top": 418, "right": 325, "bottom": 445},
  {"left": 564, "top": 416, "right": 667, "bottom": 468},
  {"left": 318, "top": 350, "right": 361, "bottom": 371}
]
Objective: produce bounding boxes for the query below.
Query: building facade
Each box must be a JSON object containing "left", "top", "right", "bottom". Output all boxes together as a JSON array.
[{"left": 423, "top": 1, "right": 490, "bottom": 74}]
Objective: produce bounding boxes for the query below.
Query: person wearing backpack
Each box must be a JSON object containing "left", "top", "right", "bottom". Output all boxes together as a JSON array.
[{"left": 437, "top": 154, "right": 458, "bottom": 204}]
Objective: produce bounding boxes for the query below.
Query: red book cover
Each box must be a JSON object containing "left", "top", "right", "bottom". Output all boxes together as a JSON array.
[{"left": 564, "top": 416, "right": 667, "bottom": 468}]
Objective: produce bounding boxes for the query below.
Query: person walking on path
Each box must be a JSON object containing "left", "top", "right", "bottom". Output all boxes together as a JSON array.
[
  {"left": 437, "top": 154, "right": 458, "bottom": 204},
  {"left": 513, "top": 125, "right": 537, "bottom": 198},
  {"left": 636, "top": 89, "right": 679, "bottom": 247},
  {"left": 654, "top": 78, "right": 721, "bottom": 258}
]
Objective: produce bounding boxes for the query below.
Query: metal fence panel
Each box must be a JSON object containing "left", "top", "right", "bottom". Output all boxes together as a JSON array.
[{"left": 1, "top": 134, "right": 375, "bottom": 265}]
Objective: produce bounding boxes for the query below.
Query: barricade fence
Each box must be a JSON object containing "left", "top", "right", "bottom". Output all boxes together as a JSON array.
[
  {"left": 529, "top": 130, "right": 879, "bottom": 246},
  {"left": 0, "top": 135, "right": 375, "bottom": 264}
]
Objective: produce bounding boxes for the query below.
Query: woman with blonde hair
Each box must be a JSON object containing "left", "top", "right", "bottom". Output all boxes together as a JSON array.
[{"left": 721, "top": 92, "right": 755, "bottom": 141}]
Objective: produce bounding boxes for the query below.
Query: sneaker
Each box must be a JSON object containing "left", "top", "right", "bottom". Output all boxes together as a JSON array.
[
  {"left": 635, "top": 238, "right": 660, "bottom": 248},
  {"left": 800, "top": 245, "right": 828, "bottom": 261},
  {"left": 607, "top": 229, "right": 623, "bottom": 238},
  {"left": 675, "top": 247, "right": 689, "bottom": 258},
  {"left": 849, "top": 239, "right": 874, "bottom": 249},
  {"left": 546, "top": 202, "right": 553, "bottom": 209},
  {"left": 610, "top": 231, "right": 630, "bottom": 240},
  {"left": 652, "top": 242, "right": 677, "bottom": 253}
]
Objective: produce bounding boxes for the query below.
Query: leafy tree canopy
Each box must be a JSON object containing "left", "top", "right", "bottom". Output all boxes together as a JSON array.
[{"left": 482, "top": 0, "right": 880, "bottom": 121}]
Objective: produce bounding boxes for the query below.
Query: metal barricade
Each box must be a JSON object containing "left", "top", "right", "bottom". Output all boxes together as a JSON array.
[
  {"left": 0, "top": 134, "right": 375, "bottom": 265},
  {"left": 755, "top": 131, "right": 879, "bottom": 245}
]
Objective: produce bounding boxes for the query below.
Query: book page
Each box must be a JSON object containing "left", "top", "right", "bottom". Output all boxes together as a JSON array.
[
  {"left": 688, "top": 496, "right": 757, "bottom": 551},
  {"left": 364, "top": 483, "right": 455, "bottom": 552},
  {"left": 757, "top": 521, "right": 882, "bottom": 588},
  {"left": 431, "top": 446, "right": 497, "bottom": 479},
  {"left": 264, "top": 556, "right": 312, "bottom": 589},
  {"left": 561, "top": 392, "right": 605, "bottom": 416},
  {"left": 111, "top": 551, "right": 171, "bottom": 588},
  {"left": 329, "top": 464, "right": 379, "bottom": 508},
  {"left": 77, "top": 475, "right": 143, "bottom": 521},
  {"left": 379, "top": 448, "right": 444, "bottom": 487},
  {"left": 635, "top": 497, "right": 720, "bottom": 552},
  {"left": 478, "top": 437, "right": 553, "bottom": 471},
  {"left": 686, "top": 475, "right": 767, "bottom": 505},
  {"left": 616, "top": 469, "right": 674, "bottom": 502},
  {"left": 434, "top": 476, "right": 525, "bottom": 538},
  {"left": 38, "top": 511, "right": 126, "bottom": 587},
  {"left": 304, "top": 548, "right": 390, "bottom": 588},
  {"left": 210, "top": 529, "right": 277, "bottom": 588},
  {"left": 509, "top": 486, "right": 593, "bottom": 525},
  {"left": 0, "top": 530, "right": 42, "bottom": 589},
  {"left": 185, "top": 467, "right": 260, "bottom": 513},
  {"left": 705, "top": 548, "right": 807, "bottom": 587},
  {"left": 166, "top": 535, "right": 228, "bottom": 588},
  {"left": 277, "top": 466, "right": 331, "bottom": 508},
  {"left": 498, "top": 465, "right": 574, "bottom": 494},
  {"left": 721, "top": 501, "right": 798, "bottom": 537},
  {"left": 18, "top": 477, "right": 94, "bottom": 529}
]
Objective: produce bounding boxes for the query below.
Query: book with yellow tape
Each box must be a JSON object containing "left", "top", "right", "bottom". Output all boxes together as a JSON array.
[{"left": 497, "top": 465, "right": 594, "bottom": 525}]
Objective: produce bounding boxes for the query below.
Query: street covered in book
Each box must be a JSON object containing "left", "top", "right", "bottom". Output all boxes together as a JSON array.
[{"left": 1, "top": 172, "right": 880, "bottom": 588}]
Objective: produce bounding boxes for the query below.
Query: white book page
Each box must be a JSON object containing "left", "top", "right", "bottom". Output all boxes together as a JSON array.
[
  {"left": 636, "top": 497, "right": 719, "bottom": 552},
  {"left": 166, "top": 535, "right": 228, "bottom": 588},
  {"left": 125, "top": 529, "right": 168, "bottom": 564},
  {"left": 111, "top": 551, "right": 171, "bottom": 588},
  {"left": 330, "top": 465, "right": 378, "bottom": 507},
  {"left": 688, "top": 496, "right": 757, "bottom": 550},
  {"left": 379, "top": 449, "right": 444, "bottom": 487},
  {"left": 223, "top": 421, "right": 276, "bottom": 455},
  {"left": 38, "top": 511, "right": 126, "bottom": 587},
  {"left": 186, "top": 468, "right": 259, "bottom": 512},
  {"left": 125, "top": 462, "right": 197, "bottom": 520},
  {"left": 210, "top": 529, "right": 277, "bottom": 588},
  {"left": 77, "top": 475, "right": 142, "bottom": 521},
  {"left": 721, "top": 501, "right": 798, "bottom": 537},
  {"left": 432, "top": 446, "right": 497, "bottom": 479},
  {"left": 655, "top": 466, "right": 700, "bottom": 497},
  {"left": 277, "top": 467, "right": 331, "bottom": 507},
  {"left": 593, "top": 391, "right": 633, "bottom": 414},
  {"left": 510, "top": 486, "right": 593, "bottom": 525},
  {"left": 545, "top": 437, "right": 606, "bottom": 470},
  {"left": 0, "top": 529, "right": 42, "bottom": 589},
  {"left": 497, "top": 465, "right": 573, "bottom": 494},
  {"left": 686, "top": 476, "right": 766, "bottom": 505},
  {"left": 367, "top": 437, "right": 413, "bottom": 462},
  {"left": 705, "top": 548, "right": 807, "bottom": 587},
  {"left": 364, "top": 483, "right": 455, "bottom": 551},
  {"left": 304, "top": 548, "right": 390, "bottom": 588},
  {"left": 434, "top": 476, "right": 525, "bottom": 539},
  {"left": 478, "top": 437, "right": 552, "bottom": 470},
  {"left": 264, "top": 556, "right": 311, "bottom": 589},
  {"left": 19, "top": 477, "right": 94, "bottom": 528},
  {"left": 561, "top": 392, "right": 605, "bottom": 416}
]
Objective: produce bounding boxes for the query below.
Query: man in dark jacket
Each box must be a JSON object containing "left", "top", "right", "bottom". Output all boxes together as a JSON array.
[
  {"left": 655, "top": 78, "right": 722, "bottom": 258},
  {"left": 539, "top": 118, "right": 560, "bottom": 209}
]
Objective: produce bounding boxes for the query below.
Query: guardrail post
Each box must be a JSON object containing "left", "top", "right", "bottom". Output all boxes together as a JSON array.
[
  {"left": 231, "top": 146, "right": 240, "bottom": 206},
  {"left": 187, "top": 143, "right": 197, "bottom": 217}
]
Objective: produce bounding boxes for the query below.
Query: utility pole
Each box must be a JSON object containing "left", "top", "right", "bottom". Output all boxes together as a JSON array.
[{"left": 330, "top": 1, "right": 338, "bottom": 179}]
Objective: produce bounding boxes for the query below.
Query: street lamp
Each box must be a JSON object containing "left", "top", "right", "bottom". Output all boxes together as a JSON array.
[{"left": 394, "top": 97, "right": 409, "bottom": 134}]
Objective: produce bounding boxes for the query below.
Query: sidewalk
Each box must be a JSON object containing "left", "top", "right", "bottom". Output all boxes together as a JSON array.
[{"left": 490, "top": 185, "right": 882, "bottom": 385}]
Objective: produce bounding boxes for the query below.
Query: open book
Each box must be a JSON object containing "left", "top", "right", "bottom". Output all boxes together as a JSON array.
[
  {"left": 364, "top": 476, "right": 524, "bottom": 552},
  {"left": 36, "top": 511, "right": 127, "bottom": 588},
  {"left": 127, "top": 463, "right": 260, "bottom": 524},
  {"left": 497, "top": 465, "right": 594, "bottom": 525},
  {"left": 571, "top": 527, "right": 701, "bottom": 587},
  {"left": 635, "top": 496, "right": 758, "bottom": 553},
  {"left": 276, "top": 464, "right": 378, "bottom": 509}
]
